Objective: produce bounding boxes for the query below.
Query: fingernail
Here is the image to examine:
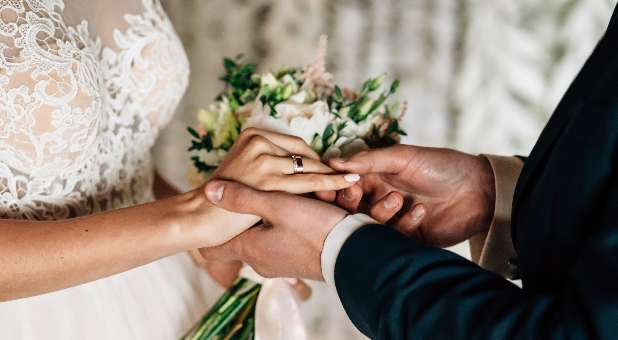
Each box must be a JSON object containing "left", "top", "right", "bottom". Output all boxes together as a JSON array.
[
  {"left": 383, "top": 195, "right": 399, "bottom": 209},
  {"left": 285, "top": 278, "right": 299, "bottom": 285},
  {"left": 344, "top": 174, "right": 360, "bottom": 183},
  {"left": 206, "top": 184, "right": 224, "bottom": 204},
  {"left": 332, "top": 158, "right": 346, "bottom": 164},
  {"left": 410, "top": 206, "right": 426, "bottom": 223}
]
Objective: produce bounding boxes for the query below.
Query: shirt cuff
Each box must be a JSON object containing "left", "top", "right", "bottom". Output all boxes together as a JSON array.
[
  {"left": 469, "top": 155, "right": 523, "bottom": 279},
  {"left": 321, "top": 213, "right": 377, "bottom": 287}
]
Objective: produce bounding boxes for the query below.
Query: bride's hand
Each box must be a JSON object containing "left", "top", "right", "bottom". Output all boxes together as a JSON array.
[
  {"left": 212, "top": 127, "right": 359, "bottom": 193},
  {"left": 193, "top": 128, "right": 359, "bottom": 288}
]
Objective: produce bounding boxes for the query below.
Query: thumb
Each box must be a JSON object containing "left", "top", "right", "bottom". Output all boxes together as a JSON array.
[
  {"left": 329, "top": 146, "right": 413, "bottom": 174},
  {"left": 205, "top": 180, "right": 274, "bottom": 220}
]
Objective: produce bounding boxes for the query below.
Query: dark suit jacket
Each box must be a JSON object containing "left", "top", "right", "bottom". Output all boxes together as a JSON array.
[{"left": 334, "top": 7, "right": 618, "bottom": 340}]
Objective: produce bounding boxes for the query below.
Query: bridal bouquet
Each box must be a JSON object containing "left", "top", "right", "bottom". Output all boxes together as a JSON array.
[{"left": 184, "top": 36, "right": 406, "bottom": 340}]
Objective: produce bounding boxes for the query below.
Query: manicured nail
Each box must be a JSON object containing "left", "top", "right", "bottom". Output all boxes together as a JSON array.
[
  {"left": 285, "top": 278, "right": 299, "bottom": 285},
  {"left": 410, "top": 206, "right": 426, "bottom": 223},
  {"left": 344, "top": 174, "right": 360, "bottom": 183},
  {"left": 383, "top": 195, "right": 399, "bottom": 209},
  {"left": 206, "top": 184, "right": 224, "bottom": 204}
]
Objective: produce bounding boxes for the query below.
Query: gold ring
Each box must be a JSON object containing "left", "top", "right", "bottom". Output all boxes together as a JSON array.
[{"left": 291, "top": 155, "right": 304, "bottom": 174}]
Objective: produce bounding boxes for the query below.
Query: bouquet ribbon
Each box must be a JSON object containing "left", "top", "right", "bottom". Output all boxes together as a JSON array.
[{"left": 239, "top": 267, "right": 308, "bottom": 340}]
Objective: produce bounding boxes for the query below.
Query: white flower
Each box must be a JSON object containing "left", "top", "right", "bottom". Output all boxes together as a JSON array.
[
  {"left": 288, "top": 91, "right": 307, "bottom": 104},
  {"left": 261, "top": 73, "right": 280, "bottom": 87},
  {"left": 243, "top": 100, "right": 332, "bottom": 145},
  {"left": 243, "top": 113, "right": 295, "bottom": 136},
  {"left": 287, "top": 102, "right": 331, "bottom": 144},
  {"left": 322, "top": 137, "right": 369, "bottom": 161},
  {"left": 340, "top": 138, "right": 369, "bottom": 156},
  {"left": 195, "top": 149, "right": 228, "bottom": 166}
]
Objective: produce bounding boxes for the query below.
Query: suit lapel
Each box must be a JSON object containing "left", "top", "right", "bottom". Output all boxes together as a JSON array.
[
  {"left": 513, "top": 12, "right": 617, "bottom": 220},
  {"left": 512, "top": 104, "right": 573, "bottom": 212}
]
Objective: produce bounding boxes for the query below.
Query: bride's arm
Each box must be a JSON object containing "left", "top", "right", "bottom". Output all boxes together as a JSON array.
[
  {"left": 0, "top": 129, "right": 357, "bottom": 301},
  {"left": 0, "top": 189, "right": 256, "bottom": 302}
]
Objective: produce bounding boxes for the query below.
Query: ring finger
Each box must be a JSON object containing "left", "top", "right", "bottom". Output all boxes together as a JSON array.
[{"left": 257, "top": 155, "right": 334, "bottom": 175}]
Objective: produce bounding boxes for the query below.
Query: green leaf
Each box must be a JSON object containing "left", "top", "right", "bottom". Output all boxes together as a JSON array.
[
  {"left": 190, "top": 156, "right": 218, "bottom": 174},
  {"left": 187, "top": 127, "right": 200, "bottom": 139},
  {"left": 361, "top": 74, "right": 385, "bottom": 94},
  {"left": 322, "top": 123, "right": 335, "bottom": 150},
  {"left": 268, "top": 101, "right": 278, "bottom": 117},
  {"left": 389, "top": 79, "right": 401, "bottom": 95},
  {"left": 310, "top": 133, "right": 323, "bottom": 153},
  {"left": 223, "top": 58, "right": 236, "bottom": 72},
  {"left": 202, "top": 133, "right": 214, "bottom": 151},
  {"left": 368, "top": 93, "right": 387, "bottom": 116},
  {"left": 334, "top": 86, "right": 343, "bottom": 100}
]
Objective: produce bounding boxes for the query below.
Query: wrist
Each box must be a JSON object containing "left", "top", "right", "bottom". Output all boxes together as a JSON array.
[
  {"left": 159, "top": 189, "right": 213, "bottom": 249},
  {"left": 164, "top": 189, "right": 261, "bottom": 249}
]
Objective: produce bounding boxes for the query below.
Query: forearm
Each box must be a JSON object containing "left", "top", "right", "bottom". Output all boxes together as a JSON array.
[
  {"left": 0, "top": 190, "right": 258, "bottom": 301},
  {"left": 335, "top": 225, "right": 615, "bottom": 339}
]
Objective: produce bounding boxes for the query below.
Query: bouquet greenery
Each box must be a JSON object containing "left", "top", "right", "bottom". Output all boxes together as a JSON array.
[{"left": 185, "top": 36, "right": 406, "bottom": 340}]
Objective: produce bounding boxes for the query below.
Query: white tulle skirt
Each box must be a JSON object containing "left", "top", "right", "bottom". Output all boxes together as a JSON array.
[{"left": 0, "top": 253, "right": 220, "bottom": 339}]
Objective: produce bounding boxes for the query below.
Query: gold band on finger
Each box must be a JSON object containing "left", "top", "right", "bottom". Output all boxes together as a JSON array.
[{"left": 291, "top": 155, "right": 304, "bottom": 174}]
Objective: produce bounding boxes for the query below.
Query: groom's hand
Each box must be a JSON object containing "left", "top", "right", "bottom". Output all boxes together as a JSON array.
[
  {"left": 199, "top": 180, "right": 347, "bottom": 281},
  {"left": 329, "top": 145, "right": 496, "bottom": 247}
]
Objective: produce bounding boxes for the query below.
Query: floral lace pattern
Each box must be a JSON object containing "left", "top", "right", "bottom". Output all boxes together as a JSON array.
[{"left": 0, "top": 0, "right": 189, "bottom": 219}]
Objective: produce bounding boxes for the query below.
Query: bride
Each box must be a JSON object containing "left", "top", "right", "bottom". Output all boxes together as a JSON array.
[{"left": 0, "top": 0, "right": 357, "bottom": 338}]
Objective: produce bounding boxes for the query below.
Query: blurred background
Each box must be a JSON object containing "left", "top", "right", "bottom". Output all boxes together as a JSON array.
[{"left": 155, "top": 1, "right": 616, "bottom": 339}]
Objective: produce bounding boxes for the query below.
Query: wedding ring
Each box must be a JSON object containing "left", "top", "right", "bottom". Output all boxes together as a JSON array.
[{"left": 291, "top": 155, "right": 304, "bottom": 174}]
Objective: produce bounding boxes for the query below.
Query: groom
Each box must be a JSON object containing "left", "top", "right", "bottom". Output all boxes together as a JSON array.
[{"left": 201, "top": 6, "right": 618, "bottom": 340}]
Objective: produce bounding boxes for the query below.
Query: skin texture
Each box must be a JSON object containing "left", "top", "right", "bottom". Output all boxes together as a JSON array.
[
  {"left": 200, "top": 128, "right": 357, "bottom": 289},
  {"left": 0, "top": 129, "right": 353, "bottom": 302},
  {"left": 201, "top": 144, "right": 498, "bottom": 285},
  {"left": 329, "top": 144, "right": 496, "bottom": 247},
  {"left": 201, "top": 180, "right": 347, "bottom": 280}
]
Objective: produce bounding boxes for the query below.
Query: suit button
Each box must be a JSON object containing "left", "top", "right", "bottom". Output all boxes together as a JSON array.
[{"left": 506, "top": 258, "right": 520, "bottom": 280}]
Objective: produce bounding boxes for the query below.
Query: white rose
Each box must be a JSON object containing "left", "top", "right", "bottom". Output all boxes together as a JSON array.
[
  {"left": 242, "top": 113, "right": 295, "bottom": 136},
  {"left": 288, "top": 101, "right": 331, "bottom": 144}
]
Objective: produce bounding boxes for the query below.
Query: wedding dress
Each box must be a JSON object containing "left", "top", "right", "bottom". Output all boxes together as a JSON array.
[{"left": 0, "top": 0, "right": 220, "bottom": 338}]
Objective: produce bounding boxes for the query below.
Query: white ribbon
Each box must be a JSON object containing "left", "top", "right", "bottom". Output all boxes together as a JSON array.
[{"left": 239, "top": 267, "right": 307, "bottom": 340}]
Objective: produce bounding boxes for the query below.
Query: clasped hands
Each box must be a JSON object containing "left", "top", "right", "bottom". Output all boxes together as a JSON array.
[{"left": 198, "top": 128, "right": 497, "bottom": 290}]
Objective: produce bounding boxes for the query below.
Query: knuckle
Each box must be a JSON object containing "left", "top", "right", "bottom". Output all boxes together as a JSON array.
[
  {"left": 254, "top": 154, "right": 272, "bottom": 170},
  {"left": 247, "top": 135, "right": 269, "bottom": 153},
  {"left": 240, "top": 127, "right": 259, "bottom": 139},
  {"left": 291, "top": 135, "right": 306, "bottom": 146}
]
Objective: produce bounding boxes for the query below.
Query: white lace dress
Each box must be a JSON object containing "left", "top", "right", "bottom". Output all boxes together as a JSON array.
[{"left": 0, "top": 1, "right": 219, "bottom": 338}]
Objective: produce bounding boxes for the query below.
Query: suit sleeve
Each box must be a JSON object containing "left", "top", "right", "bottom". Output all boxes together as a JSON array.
[{"left": 335, "top": 202, "right": 618, "bottom": 340}]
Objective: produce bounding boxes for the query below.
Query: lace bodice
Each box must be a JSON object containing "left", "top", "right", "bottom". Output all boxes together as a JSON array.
[{"left": 0, "top": 0, "right": 189, "bottom": 219}]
